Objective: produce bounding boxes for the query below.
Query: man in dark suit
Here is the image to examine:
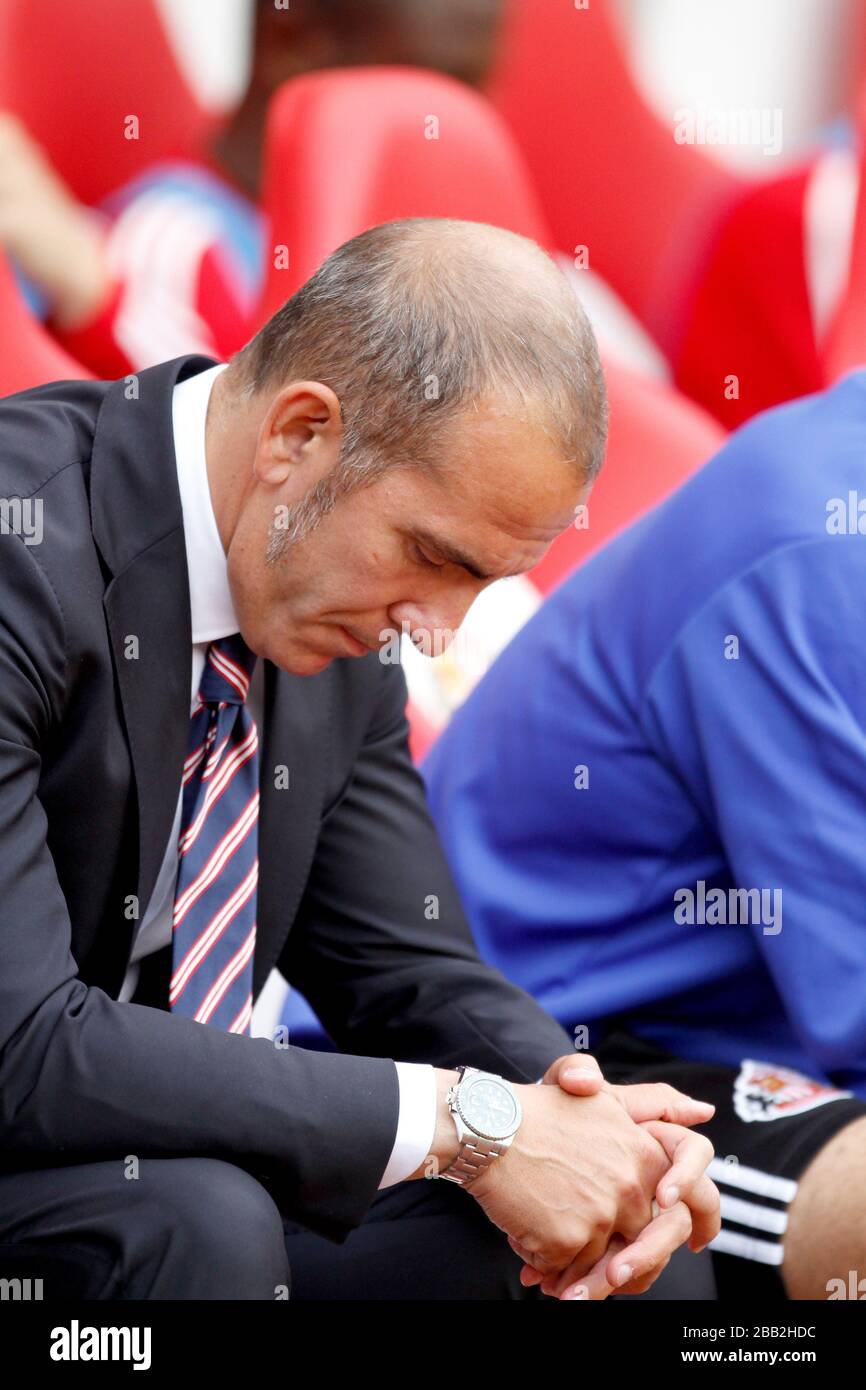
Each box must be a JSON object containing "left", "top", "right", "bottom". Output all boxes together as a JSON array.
[{"left": 0, "top": 217, "right": 718, "bottom": 1300}]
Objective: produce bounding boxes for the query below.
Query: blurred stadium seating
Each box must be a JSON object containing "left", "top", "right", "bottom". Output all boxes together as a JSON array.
[
  {"left": 487, "top": 0, "right": 865, "bottom": 426},
  {"left": 0, "top": 245, "right": 92, "bottom": 393},
  {"left": 826, "top": 87, "right": 866, "bottom": 379},
  {"left": 486, "top": 0, "right": 747, "bottom": 346},
  {"left": 0, "top": 0, "right": 220, "bottom": 206}
]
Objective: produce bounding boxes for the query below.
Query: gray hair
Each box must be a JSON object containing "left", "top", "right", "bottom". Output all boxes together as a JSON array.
[{"left": 229, "top": 218, "right": 608, "bottom": 558}]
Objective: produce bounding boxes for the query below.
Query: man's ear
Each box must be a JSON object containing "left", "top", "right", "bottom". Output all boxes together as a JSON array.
[{"left": 255, "top": 382, "right": 342, "bottom": 487}]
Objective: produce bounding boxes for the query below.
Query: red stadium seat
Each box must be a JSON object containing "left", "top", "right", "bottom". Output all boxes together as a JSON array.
[
  {"left": 486, "top": 0, "right": 835, "bottom": 429},
  {"left": 825, "top": 91, "right": 866, "bottom": 381},
  {"left": 672, "top": 161, "right": 822, "bottom": 428},
  {"left": 0, "top": 248, "right": 92, "bottom": 396},
  {"left": 0, "top": 0, "right": 217, "bottom": 205},
  {"left": 254, "top": 66, "right": 725, "bottom": 757},
  {"left": 256, "top": 66, "right": 548, "bottom": 317},
  {"left": 529, "top": 362, "right": 725, "bottom": 595},
  {"left": 485, "top": 0, "right": 746, "bottom": 356}
]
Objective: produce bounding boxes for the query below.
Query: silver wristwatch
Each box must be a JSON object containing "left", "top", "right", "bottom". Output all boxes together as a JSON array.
[{"left": 438, "top": 1065, "right": 523, "bottom": 1187}]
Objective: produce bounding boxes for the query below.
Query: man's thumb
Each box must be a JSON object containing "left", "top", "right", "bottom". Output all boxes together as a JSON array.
[{"left": 545, "top": 1052, "right": 605, "bottom": 1094}]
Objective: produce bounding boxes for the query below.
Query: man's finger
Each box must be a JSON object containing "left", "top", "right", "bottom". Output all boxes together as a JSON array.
[
  {"left": 607, "top": 1080, "right": 715, "bottom": 1127},
  {"left": 507, "top": 1234, "right": 546, "bottom": 1285},
  {"left": 547, "top": 1052, "right": 605, "bottom": 1095},
  {"left": 639, "top": 1118, "right": 720, "bottom": 1249},
  {"left": 603, "top": 1201, "right": 693, "bottom": 1290},
  {"left": 512, "top": 1221, "right": 618, "bottom": 1295},
  {"left": 556, "top": 1234, "right": 629, "bottom": 1300},
  {"left": 614, "top": 1255, "right": 672, "bottom": 1295},
  {"left": 644, "top": 1117, "right": 714, "bottom": 1200},
  {"left": 683, "top": 1174, "right": 722, "bottom": 1252},
  {"left": 506, "top": 1233, "right": 570, "bottom": 1282}
]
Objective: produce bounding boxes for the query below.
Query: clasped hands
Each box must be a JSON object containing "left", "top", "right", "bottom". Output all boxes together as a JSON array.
[{"left": 467, "top": 1053, "right": 720, "bottom": 1300}]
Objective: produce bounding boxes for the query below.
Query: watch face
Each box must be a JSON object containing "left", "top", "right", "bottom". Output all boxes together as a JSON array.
[{"left": 460, "top": 1076, "right": 520, "bottom": 1140}]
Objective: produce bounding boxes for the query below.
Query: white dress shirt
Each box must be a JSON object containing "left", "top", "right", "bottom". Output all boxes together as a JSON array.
[{"left": 116, "top": 362, "right": 437, "bottom": 1188}]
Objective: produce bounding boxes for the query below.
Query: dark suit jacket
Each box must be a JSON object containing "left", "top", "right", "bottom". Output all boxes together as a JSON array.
[{"left": 0, "top": 353, "right": 573, "bottom": 1241}]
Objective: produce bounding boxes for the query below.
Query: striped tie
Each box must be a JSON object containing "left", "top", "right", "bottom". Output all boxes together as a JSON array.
[{"left": 170, "top": 633, "right": 259, "bottom": 1035}]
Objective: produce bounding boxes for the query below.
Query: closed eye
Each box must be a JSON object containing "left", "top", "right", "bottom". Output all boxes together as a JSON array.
[
  {"left": 413, "top": 543, "right": 447, "bottom": 569},
  {"left": 408, "top": 529, "right": 493, "bottom": 580}
]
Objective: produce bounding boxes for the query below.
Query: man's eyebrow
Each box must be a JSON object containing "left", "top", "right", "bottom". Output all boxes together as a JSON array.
[{"left": 412, "top": 527, "right": 496, "bottom": 581}]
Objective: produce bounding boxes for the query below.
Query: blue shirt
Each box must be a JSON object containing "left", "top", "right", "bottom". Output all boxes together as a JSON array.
[{"left": 422, "top": 370, "right": 866, "bottom": 1099}]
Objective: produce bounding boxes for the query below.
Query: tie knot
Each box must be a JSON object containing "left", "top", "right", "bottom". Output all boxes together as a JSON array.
[{"left": 198, "top": 633, "right": 257, "bottom": 706}]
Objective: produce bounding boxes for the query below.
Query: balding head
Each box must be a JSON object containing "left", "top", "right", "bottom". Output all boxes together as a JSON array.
[{"left": 229, "top": 217, "right": 608, "bottom": 516}]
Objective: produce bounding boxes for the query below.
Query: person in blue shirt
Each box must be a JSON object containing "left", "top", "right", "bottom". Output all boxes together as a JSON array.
[{"left": 422, "top": 369, "right": 866, "bottom": 1300}]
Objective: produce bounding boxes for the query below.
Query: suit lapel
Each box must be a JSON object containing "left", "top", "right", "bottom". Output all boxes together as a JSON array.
[{"left": 91, "top": 354, "right": 218, "bottom": 923}]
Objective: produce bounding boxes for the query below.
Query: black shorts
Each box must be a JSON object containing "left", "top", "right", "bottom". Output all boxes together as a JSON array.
[{"left": 593, "top": 1028, "right": 866, "bottom": 1300}]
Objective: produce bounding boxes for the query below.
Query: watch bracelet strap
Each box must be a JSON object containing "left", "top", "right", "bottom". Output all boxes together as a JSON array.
[{"left": 439, "top": 1135, "right": 507, "bottom": 1186}]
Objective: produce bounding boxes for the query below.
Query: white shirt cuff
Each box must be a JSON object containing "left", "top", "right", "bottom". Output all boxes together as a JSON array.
[{"left": 378, "top": 1061, "right": 438, "bottom": 1188}]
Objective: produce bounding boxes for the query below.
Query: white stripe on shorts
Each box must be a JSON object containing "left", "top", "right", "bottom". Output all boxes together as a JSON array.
[
  {"left": 719, "top": 1193, "right": 788, "bottom": 1236},
  {"left": 706, "top": 1156, "right": 797, "bottom": 1266},
  {"left": 708, "top": 1156, "right": 798, "bottom": 1204},
  {"left": 708, "top": 1229, "right": 785, "bottom": 1266}
]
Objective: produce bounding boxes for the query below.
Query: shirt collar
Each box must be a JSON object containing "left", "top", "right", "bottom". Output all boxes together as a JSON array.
[{"left": 172, "top": 362, "right": 239, "bottom": 644}]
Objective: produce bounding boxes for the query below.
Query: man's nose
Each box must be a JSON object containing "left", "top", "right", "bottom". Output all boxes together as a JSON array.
[{"left": 387, "top": 584, "right": 482, "bottom": 654}]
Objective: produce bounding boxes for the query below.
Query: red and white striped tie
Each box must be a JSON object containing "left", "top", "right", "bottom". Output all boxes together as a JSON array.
[{"left": 169, "top": 633, "right": 259, "bottom": 1035}]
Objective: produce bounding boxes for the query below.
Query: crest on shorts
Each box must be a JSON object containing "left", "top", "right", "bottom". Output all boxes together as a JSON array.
[{"left": 733, "top": 1059, "right": 853, "bottom": 1123}]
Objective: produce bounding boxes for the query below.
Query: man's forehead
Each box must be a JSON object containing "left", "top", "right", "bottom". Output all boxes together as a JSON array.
[
  {"left": 386, "top": 402, "right": 586, "bottom": 577},
  {"left": 449, "top": 402, "right": 582, "bottom": 502},
  {"left": 411, "top": 494, "right": 581, "bottom": 582},
  {"left": 441, "top": 445, "right": 585, "bottom": 565}
]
